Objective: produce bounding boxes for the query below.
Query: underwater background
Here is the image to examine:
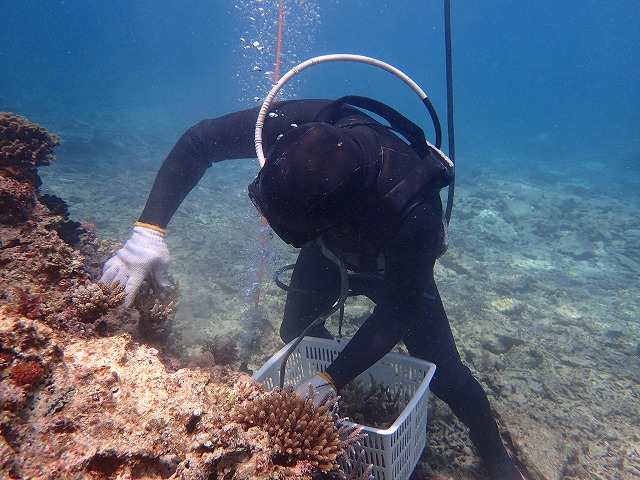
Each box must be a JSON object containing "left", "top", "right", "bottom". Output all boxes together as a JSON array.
[{"left": 1, "top": 1, "right": 639, "bottom": 478}]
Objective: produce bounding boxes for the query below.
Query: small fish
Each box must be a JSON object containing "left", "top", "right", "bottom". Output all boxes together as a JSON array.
[{"left": 250, "top": 66, "right": 261, "bottom": 72}]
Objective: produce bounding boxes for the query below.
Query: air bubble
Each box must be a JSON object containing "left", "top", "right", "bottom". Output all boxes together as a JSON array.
[
  {"left": 253, "top": 97, "right": 262, "bottom": 102},
  {"left": 250, "top": 66, "right": 261, "bottom": 72},
  {"left": 268, "top": 112, "right": 278, "bottom": 118}
]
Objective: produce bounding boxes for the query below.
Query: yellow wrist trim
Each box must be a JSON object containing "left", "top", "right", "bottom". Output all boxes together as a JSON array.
[
  {"left": 134, "top": 222, "right": 166, "bottom": 234},
  {"left": 318, "top": 372, "right": 336, "bottom": 391}
]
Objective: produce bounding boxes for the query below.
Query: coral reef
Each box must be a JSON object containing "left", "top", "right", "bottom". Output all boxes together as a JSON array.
[
  {"left": 0, "top": 112, "right": 60, "bottom": 170},
  {"left": 0, "top": 317, "right": 366, "bottom": 480},
  {"left": 0, "top": 175, "right": 36, "bottom": 224},
  {"left": 0, "top": 315, "right": 62, "bottom": 415},
  {"left": 0, "top": 112, "right": 177, "bottom": 341},
  {"left": 0, "top": 112, "right": 60, "bottom": 223},
  {"left": 0, "top": 112, "right": 130, "bottom": 337}
]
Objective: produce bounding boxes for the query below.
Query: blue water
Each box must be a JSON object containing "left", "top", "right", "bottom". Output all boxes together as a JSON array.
[{"left": 2, "top": 0, "right": 638, "bottom": 197}]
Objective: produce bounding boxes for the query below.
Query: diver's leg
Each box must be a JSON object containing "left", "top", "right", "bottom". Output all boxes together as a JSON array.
[
  {"left": 280, "top": 243, "right": 340, "bottom": 342},
  {"left": 403, "top": 280, "right": 523, "bottom": 479}
]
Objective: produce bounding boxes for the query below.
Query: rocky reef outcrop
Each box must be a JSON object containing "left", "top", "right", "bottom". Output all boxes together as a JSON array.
[
  {"left": 0, "top": 112, "right": 128, "bottom": 336},
  {"left": 0, "top": 113, "right": 367, "bottom": 480},
  {"left": 0, "top": 112, "right": 60, "bottom": 223}
]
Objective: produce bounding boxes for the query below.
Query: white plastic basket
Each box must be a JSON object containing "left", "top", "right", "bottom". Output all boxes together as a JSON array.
[{"left": 253, "top": 337, "right": 437, "bottom": 480}]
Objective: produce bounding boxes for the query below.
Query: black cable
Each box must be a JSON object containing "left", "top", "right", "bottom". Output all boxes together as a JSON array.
[
  {"left": 278, "top": 241, "right": 350, "bottom": 388},
  {"left": 444, "top": 0, "right": 456, "bottom": 225}
]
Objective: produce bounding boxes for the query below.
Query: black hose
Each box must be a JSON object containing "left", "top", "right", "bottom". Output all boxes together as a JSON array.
[
  {"left": 444, "top": 0, "right": 456, "bottom": 225},
  {"left": 278, "top": 242, "right": 350, "bottom": 388}
]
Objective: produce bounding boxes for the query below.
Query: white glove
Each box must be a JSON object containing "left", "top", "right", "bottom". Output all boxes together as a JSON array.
[
  {"left": 296, "top": 373, "right": 337, "bottom": 407},
  {"left": 101, "top": 225, "right": 170, "bottom": 306}
]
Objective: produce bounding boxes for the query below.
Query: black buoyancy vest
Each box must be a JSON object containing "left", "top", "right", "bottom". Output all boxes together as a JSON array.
[{"left": 314, "top": 96, "right": 453, "bottom": 248}]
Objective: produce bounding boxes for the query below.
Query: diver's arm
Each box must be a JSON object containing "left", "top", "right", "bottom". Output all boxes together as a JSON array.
[
  {"left": 102, "top": 99, "right": 333, "bottom": 302},
  {"left": 324, "top": 201, "right": 442, "bottom": 389},
  {"left": 136, "top": 110, "right": 257, "bottom": 229},
  {"left": 138, "top": 99, "right": 333, "bottom": 229}
]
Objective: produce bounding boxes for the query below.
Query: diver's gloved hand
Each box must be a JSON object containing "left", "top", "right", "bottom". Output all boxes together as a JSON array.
[
  {"left": 100, "top": 225, "right": 170, "bottom": 306},
  {"left": 296, "top": 372, "right": 337, "bottom": 407}
]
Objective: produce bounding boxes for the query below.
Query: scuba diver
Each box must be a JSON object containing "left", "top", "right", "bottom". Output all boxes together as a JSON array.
[{"left": 101, "top": 97, "right": 526, "bottom": 480}]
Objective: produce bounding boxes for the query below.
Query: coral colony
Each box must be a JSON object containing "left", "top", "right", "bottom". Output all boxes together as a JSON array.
[
  {"left": 232, "top": 384, "right": 366, "bottom": 474},
  {"left": 0, "top": 113, "right": 372, "bottom": 479}
]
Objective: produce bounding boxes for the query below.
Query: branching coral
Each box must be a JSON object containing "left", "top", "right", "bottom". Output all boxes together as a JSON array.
[
  {"left": 135, "top": 280, "right": 180, "bottom": 342},
  {"left": 149, "top": 300, "right": 177, "bottom": 322},
  {"left": 339, "top": 375, "right": 402, "bottom": 429},
  {"left": 70, "top": 280, "right": 127, "bottom": 321},
  {"left": 232, "top": 385, "right": 365, "bottom": 477}
]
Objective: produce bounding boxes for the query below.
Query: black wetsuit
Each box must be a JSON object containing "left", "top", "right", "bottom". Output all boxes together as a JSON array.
[{"left": 138, "top": 99, "right": 514, "bottom": 471}]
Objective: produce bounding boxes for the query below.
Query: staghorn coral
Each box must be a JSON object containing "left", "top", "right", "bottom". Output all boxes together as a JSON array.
[
  {"left": 343, "top": 451, "right": 374, "bottom": 480},
  {"left": 70, "top": 280, "right": 127, "bottom": 321},
  {"left": 149, "top": 299, "right": 177, "bottom": 321},
  {"left": 232, "top": 384, "right": 365, "bottom": 477},
  {"left": 339, "top": 375, "right": 402, "bottom": 429}
]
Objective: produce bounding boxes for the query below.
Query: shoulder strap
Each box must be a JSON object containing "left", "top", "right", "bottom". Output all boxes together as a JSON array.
[{"left": 314, "top": 96, "right": 430, "bottom": 158}]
